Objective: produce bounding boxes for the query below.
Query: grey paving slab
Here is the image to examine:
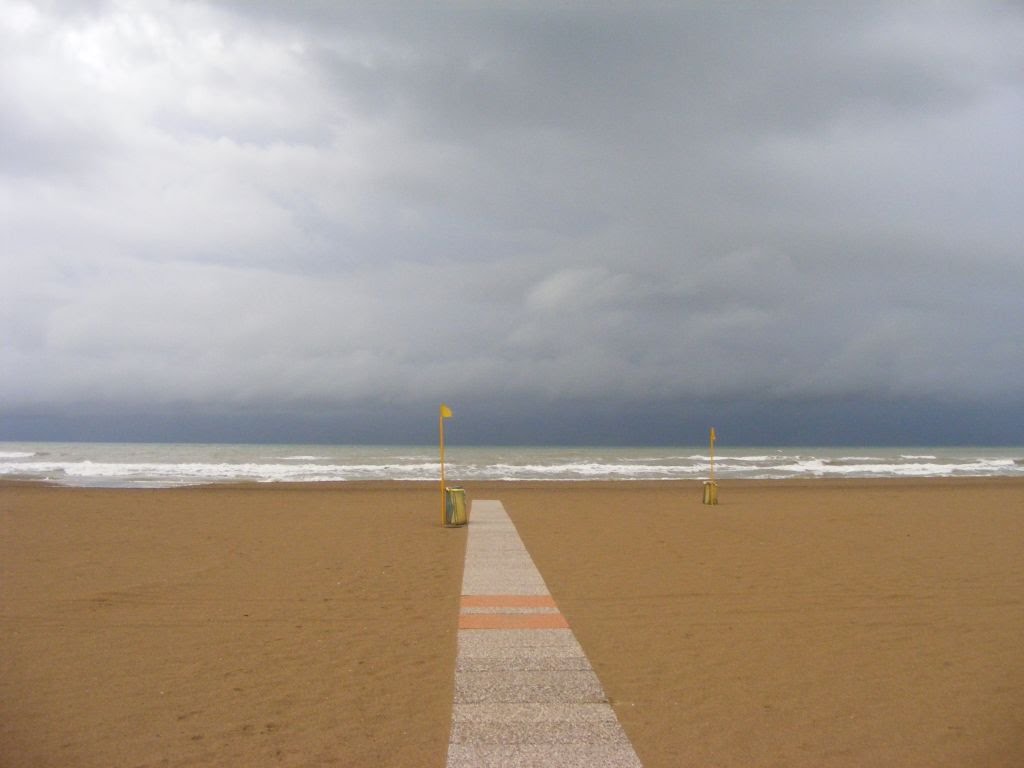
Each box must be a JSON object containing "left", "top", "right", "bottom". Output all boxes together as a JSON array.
[
  {"left": 454, "top": 669, "right": 608, "bottom": 704},
  {"left": 455, "top": 629, "right": 586, "bottom": 657},
  {"left": 461, "top": 576, "right": 549, "bottom": 596},
  {"left": 447, "top": 744, "right": 644, "bottom": 768},
  {"left": 452, "top": 702, "right": 621, "bottom": 726},
  {"left": 451, "top": 717, "right": 630, "bottom": 746},
  {"left": 456, "top": 654, "right": 593, "bottom": 673},
  {"left": 446, "top": 499, "right": 643, "bottom": 767}
]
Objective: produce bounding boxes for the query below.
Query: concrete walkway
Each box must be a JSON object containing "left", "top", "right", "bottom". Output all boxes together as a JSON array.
[{"left": 445, "top": 500, "right": 643, "bottom": 767}]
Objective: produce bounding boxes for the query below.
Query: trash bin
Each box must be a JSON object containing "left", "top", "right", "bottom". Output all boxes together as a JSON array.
[
  {"left": 445, "top": 487, "right": 467, "bottom": 527},
  {"left": 702, "top": 480, "right": 719, "bottom": 505}
]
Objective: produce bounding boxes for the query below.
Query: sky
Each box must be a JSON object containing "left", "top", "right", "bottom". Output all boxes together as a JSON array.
[{"left": 2, "top": 1, "right": 1023, "bottom": 446}]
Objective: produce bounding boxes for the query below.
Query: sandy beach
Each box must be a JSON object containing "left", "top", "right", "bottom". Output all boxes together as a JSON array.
[
  {"left": 1, "top": 482, "right": 465, "bottom": 768},
  {"left": 2, "top": 479, "right": 1023, "bottom": 767}
]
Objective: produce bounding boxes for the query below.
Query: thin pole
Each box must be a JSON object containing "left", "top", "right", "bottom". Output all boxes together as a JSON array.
[
  {"left": 439, "top": 404, "right": 452, "bottom": 525},
  {"left": 440, "top": 410, "right": 446, "bottom": 525},
  {"left": 709, "top": 427, "right": 716, "bottom": 483}
]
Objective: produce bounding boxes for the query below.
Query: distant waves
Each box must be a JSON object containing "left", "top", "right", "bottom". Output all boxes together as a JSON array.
[{"left": 1, "top": 443, "right": 1023, "bottom": 487}]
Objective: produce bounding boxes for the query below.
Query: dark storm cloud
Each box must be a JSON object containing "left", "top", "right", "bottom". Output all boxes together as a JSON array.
[{"left": 2, "top": 1, "right": 1022, "bottom": 443}]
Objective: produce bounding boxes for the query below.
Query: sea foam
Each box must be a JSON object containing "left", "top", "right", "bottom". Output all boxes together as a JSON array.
[{"left": 1, "top": 443, "right": 1021, "bottom": 487}]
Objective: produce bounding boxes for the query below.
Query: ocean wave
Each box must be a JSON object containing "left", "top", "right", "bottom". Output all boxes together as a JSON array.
[
  {"left": 2, "top": 445, "right": 1022, "bottom": 486},
  {"left": 0, "top": 460, "right": 441, "bottom": 485},
  {"left": 771, "top": 457, "right": 1017, "bottom": 477},
  {"left": 460, "top": 461, "right": 708, "bottom": 478}
]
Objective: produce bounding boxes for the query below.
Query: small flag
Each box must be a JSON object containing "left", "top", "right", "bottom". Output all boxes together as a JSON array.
[
  {"left": 440, "top": 403, "right": 453, "bottom": 418},
  {"left": 710, "top": 427, "right": 716, "bottom": 442}
]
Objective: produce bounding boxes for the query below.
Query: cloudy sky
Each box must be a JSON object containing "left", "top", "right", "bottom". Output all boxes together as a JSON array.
[{"left": 2, "top": 1, "right": 1022, "bottom": 445}]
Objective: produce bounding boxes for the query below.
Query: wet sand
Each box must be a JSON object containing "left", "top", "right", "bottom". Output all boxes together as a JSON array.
[{"left": 2, "top": 479, "right": 1023, "bottom": 766}]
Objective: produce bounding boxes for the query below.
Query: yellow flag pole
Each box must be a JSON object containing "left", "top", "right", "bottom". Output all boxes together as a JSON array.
[
  {"left": 703, "top": 426, "right": 719, "bottom": 505},
  {"left": 440, "top": 408, "right": 445, "bottom": 525},
  {"left": 709, "top": 427, "right": 716, "bottom": 483},
  {"left": 439, "top": 404, "right": 452, "bottom": 525}
]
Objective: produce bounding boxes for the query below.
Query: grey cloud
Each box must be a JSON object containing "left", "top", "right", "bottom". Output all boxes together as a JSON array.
[{"left": 2, "top": 1, "right": 1022, "bottom": 444}]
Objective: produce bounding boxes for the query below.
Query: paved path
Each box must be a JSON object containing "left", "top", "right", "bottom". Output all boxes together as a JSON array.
[{"left": 445, "top": 500, "right": 643, "bottom": 767}]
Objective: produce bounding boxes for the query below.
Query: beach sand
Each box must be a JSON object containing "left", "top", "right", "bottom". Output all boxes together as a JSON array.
[
  {"left": 0, "top": 482, "right": 465, "bottom": 768},
  {"left": 2, "top": 479, "right": 1023, "bottom": 767}
]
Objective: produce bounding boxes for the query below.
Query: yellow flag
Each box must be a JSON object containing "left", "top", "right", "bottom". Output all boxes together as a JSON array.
[
  {"left": 440, "top": 403, "right": 453, "bottom": 418},
  {"left": 710, "top": 427, "right": 716, "bottom": 442}
]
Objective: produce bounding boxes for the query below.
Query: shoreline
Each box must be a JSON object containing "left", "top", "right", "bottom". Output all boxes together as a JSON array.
[
  {"left": 3, "top": 444, "right": 1020, "bottom": 486},
  {"left": 4, "top": 475, "right": 1024, "bottom": 490}
]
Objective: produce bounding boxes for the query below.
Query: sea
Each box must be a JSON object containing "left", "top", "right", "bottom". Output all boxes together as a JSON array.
[{"left": 1, "top": 442, "right": 1022, "bottom": 488}]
